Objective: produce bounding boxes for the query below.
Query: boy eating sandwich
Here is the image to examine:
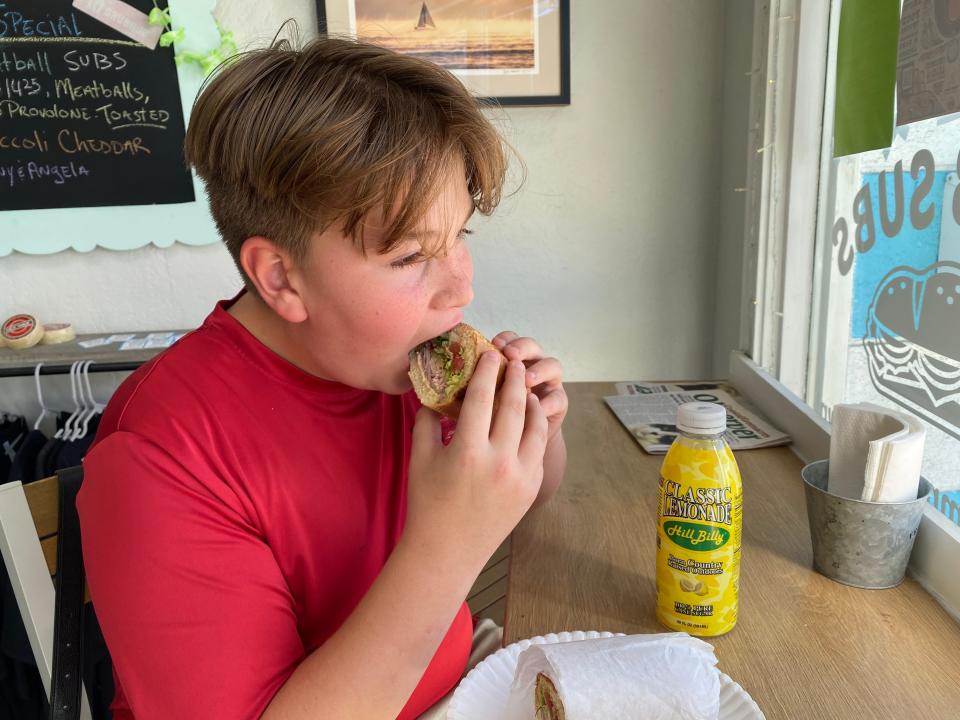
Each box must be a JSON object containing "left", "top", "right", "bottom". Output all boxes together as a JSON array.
[{"left": 77, "top": 34, "right": 568, "bottom": 720}]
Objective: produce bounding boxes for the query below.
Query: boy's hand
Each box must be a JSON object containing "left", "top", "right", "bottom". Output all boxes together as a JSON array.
[
  {"left": 406, "top": 351, "right": 549, "bottom": 565},
  {"left": 491, "top": 331, "right": 567, "bottom": 444}
]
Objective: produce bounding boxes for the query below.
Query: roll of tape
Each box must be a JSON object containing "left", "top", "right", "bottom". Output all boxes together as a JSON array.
[
  {"left": 39, "top": 322, "right": 76, "bottom": 345},
  {"left": 2, "top": 314, "right": 45, "bottom": 349}
]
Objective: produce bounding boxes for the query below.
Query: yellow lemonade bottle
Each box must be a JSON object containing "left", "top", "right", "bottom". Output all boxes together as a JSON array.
[{"left": 655, "top": 402, "right": 742, "bottom": 636}]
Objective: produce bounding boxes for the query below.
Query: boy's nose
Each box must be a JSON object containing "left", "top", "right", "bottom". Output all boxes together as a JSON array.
[{"left": 438, "top": 245, "right": 474, "bottom": 309}]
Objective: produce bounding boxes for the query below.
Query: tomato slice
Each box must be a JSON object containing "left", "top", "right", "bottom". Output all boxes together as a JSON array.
[{"left": 450, "top": 342, "right": 464, "bottom": 373}]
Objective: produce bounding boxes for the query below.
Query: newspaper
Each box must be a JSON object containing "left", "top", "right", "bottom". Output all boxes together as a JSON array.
[{"left": 604, "top": 380, "right": 790, "bottom": 454}]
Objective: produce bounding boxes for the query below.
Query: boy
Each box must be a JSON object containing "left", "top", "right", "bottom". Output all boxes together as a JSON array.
[{"left": 77, "top": 35, "right": 568, "bottom": 719}]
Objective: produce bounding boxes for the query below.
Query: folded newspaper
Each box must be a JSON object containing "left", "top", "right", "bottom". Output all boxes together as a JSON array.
[{"left": 604, "top": 380, "right": 790, "bottom": 454}]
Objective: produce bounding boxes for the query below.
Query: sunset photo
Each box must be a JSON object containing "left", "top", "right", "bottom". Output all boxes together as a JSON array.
[{"left": 355, "top": 0, "right": 537, "bottom": 73}]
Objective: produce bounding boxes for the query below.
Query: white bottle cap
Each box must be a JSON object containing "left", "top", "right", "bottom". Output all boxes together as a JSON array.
[{"left": 676, "top": 402, "right": 727, "bottom": 435}]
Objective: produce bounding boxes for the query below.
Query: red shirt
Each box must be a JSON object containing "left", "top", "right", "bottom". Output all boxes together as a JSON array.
[{"left": 77, "top": 296, "right": 473, "bottom": 719}]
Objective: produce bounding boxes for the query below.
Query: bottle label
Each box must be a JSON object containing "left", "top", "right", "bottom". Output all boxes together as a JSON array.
[
  {"left": 661, "top": 480, "right": 732, "bottom": 525},
  {"left": 663, "top": 520, "right": 730, "bottom": 550},
  {"left": 655, "top": 442, "right": 742, "bottom": 637}
]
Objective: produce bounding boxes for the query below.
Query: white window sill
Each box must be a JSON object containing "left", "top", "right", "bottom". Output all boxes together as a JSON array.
[{"left": 729, "top": 350, "right": 960, "bottom": 623}]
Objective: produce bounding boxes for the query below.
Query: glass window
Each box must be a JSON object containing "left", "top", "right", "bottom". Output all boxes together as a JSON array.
[{"left": 809, "top": 106, "right": 960, "bottom": 526}]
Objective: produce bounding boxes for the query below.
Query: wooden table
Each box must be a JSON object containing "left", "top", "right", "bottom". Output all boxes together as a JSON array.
[{"left": 505, "top": 382, "right": 960, "bottom": 719}]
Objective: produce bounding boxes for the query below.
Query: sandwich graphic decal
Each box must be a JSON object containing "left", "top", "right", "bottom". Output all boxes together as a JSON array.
[{"left": 865, "top": 261, "right": 960, "bottom": 441}]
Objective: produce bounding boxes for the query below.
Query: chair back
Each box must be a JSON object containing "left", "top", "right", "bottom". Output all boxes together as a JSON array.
[{"left": 0, "top": 470, "right": 93, "bottom": 720}]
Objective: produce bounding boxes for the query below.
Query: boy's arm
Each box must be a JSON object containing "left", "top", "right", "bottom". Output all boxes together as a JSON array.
[
  {"left": 262, "top": 530, "right": 484, "bottom": 719},
  {"left": 531, "top": 429, "right": 566, "bottom": 509}
]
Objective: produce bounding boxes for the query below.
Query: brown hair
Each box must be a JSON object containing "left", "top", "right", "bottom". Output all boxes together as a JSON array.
[{"left": 183, "top": 34, "right": 518, "bottom": 284}]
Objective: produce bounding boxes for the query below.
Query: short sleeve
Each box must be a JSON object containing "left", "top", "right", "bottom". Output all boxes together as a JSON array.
[{"left": 78, "top": 431, "right": 304, "bottom": 719}]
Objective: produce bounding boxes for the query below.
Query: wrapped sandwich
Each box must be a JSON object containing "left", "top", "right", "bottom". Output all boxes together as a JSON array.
[
  {"left": 505, "top": 633, "right": 721, "bottom": 720},
  {"left": 408, "top": 323, "right": 507, "bottom": 419}
]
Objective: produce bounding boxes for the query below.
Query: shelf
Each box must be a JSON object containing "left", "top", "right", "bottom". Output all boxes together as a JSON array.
[{"left": 0, "top": 331, "right": 189, "bottom": 377}]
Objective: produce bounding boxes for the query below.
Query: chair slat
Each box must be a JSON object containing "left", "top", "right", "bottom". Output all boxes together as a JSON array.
[
  {"left": 482, "top": 537, "right": 511, "bottom": 573},
  {"left": 34, "top": 490, "right": 90, "bottom": 602},
  {"left": 473, "top": 596, "right": 506, "bottom": 625},
  {"left": 469, "top": 556, "right": 509, "bottom": 602},
  {"left": 467, "top": 576, "right": 508, "bottom": 618},
  {"left": 40, "top": 535, "right": 57, "bottom": 576},
  {"left": 23, "top": 476, "right": 59, "bottom": 540}
]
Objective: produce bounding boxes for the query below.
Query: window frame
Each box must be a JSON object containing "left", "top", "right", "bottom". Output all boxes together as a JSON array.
[{"left": 735, "top": 0, "right": 960, "bottom": 622}]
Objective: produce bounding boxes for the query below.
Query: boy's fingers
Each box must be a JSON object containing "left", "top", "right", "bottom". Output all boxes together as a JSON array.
[
  {"left": 537, "top": 387, "right": 568, "bottom": 419},
  {"left": 499, "top": 337, "right": 542, "bottom": 362},
  {"left": 490, "top": 360, "right": 532, "bottom": 452},
  {"left": 491, "top": 331, "right": 519, "bottom": 349},
  {"left": 524, "top": 357, "right": 562, "bottom": 386},
  {"left": 518, "top": 392, "right": 549, "bottom": 469},
  {"left": 456, "top": 350, "right": 504, "bottom": 440}
]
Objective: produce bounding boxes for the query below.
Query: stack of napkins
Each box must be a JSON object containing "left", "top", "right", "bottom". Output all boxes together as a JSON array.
[
  {"left": 504, "top": 633, "right": 720, "bottom": 720},
  {"left": 827, "top": 402, "right": 926, "bottom": 502}
]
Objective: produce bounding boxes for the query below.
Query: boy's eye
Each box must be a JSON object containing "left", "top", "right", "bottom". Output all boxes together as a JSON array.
[
  {"left": 392, "top": 252, "right": 424, "bottom": 268},
  {"left": 390, "top": 229, "right": 473, "bottom": 269}
]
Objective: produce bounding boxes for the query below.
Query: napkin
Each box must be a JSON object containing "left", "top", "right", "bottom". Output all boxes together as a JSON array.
[
  {"left": 503, "top": 633, "right": 720, "bottom": 720},
  {"left": 827, "top": 402, "right": 926, "bottom": 502}
]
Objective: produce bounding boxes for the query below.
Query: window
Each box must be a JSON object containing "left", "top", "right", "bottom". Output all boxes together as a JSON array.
[
  {"left": 736, "top": 0, "right": 960, "bottom": 618},
  {"left": 810, "top": 114, "right": 960, "bottom": 528}
]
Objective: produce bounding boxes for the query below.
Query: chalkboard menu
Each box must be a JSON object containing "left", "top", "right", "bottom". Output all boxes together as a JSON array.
[{"left": 0, "top": 0, "right": 194, "bottom": 210}]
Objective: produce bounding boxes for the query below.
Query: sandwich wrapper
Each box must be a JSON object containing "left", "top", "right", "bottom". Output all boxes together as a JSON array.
[
  {"left": 827, "top": 402, "right": 926, "bottom": 502},
  {"left": 503, "top": 632, "right": 720, "bottom": 720}
]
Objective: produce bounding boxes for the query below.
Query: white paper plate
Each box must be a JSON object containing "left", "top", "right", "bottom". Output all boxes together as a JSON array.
[{"left": 446, "top": 630, "right": 765, "bottom": 720}]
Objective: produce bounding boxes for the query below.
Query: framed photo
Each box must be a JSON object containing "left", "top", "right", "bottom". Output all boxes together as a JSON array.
[{"left": 316, "top": 1, "right": 570, "bottom": 106}]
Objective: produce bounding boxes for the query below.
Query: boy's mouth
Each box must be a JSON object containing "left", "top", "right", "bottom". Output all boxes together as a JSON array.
[{"left": 408, "top": 316, "right": 464, "bottom": 357}]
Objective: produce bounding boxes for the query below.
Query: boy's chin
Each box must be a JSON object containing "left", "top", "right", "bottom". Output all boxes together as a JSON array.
[{"left": 381, "top": 367, "right": 414, "bottom": 395}]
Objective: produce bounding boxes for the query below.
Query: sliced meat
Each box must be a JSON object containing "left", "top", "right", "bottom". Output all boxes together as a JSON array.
[{"left": 419, "top": 342, "right": 447, "bottom": 394}]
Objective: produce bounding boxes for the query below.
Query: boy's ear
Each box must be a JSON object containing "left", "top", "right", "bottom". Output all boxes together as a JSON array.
[{"left": 238, "top": 236, "right": 308, "bottom": 323}]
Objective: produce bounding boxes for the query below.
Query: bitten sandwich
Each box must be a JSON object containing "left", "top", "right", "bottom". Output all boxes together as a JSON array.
[
  {"left": 504, "top": 633, "right": 722, "bottom": 720},
  {"left": 534, "top": 673, "right": 563, "bottom": 720},
  {"left": 408, "top": 323, "right": 507, "bottom": 419}
]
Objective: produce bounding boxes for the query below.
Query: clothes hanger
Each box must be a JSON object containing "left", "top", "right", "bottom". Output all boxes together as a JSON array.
[
  {"left": 54, "top": 361, "right": 82, "bottom": 441},
  {"left": 74, "top": 361, "right": 104, "bottom": 441},
  {"left": 69, "top": 361, "right": 93, "bottom": 442},
  {"left": 33, "top": 363, "right": 56, "bottom": 432}
]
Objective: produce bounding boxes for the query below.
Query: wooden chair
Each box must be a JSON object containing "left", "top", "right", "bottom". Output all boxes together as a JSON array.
[{"left": 0, "top": 472, "right": 93, "bottom": 720}]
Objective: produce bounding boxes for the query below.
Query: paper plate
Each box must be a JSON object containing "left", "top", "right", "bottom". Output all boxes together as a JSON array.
[{"left": 446, "top": 630, "right": 765, "bottom": 720}]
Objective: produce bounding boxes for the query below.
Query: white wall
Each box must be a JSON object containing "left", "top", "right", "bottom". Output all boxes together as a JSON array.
[{"left": 2, "top": 0, "right": 744, "bottom": 391}]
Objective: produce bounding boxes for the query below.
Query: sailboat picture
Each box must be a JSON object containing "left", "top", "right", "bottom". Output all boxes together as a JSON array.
[
  {"left": 326, "top": 0, "right": 570, "bottom": 104},
  {"left": 414, "top": 2, "right": 435, "bottom": 31},
  {"left": 355, "top": 0, "right": 536, "bottom": 73}
]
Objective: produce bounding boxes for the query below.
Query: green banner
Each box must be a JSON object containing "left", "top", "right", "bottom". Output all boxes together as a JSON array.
[{"left": 833, "top": 0, "right": 901, "bottom": 157}]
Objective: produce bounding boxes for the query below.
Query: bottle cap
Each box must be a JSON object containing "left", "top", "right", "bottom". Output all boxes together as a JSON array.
[{"left": 676, "top": 402, "right": 727, "bottom": 435}]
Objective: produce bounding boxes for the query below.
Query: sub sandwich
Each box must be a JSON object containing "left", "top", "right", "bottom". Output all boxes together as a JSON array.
[{"left": 408, "top": 323, "right": 507, "bottom": 419}]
